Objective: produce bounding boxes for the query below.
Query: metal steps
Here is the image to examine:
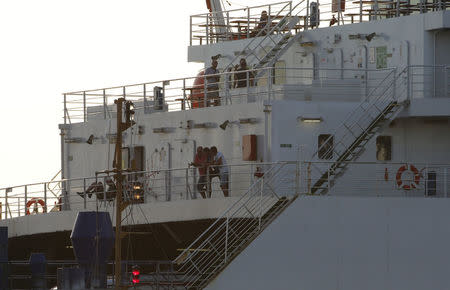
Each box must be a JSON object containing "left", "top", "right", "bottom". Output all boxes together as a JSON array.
[
  {"left": 186, "top": 196, "right": 293, "bottom": 289},
  {"left": 174, "top": 162, "right": 298, "bottom": 289},
  {"left": 222, "top": 2, "right": 305, "bottom": 79},
  {"left": 310, "top": 68, "right": 409, "bottom": 195}
]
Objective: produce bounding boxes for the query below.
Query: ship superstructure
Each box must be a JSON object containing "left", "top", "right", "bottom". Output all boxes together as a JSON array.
[{"left": 0, "top": 0, "right": 450, "bottom": 288}]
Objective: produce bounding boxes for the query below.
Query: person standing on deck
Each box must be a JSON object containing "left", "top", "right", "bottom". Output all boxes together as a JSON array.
[
  {"left": 211, "top": 146, "right": 229, "bottom": 197},
  {"left": 204, "top": 59, "right": 220, "bottom": 106},
  {"left": 191, "top": 146, "right": 208, "bottom": 199}
]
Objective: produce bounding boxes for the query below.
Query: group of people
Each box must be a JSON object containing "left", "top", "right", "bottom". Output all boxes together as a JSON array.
[
  {"left": 191, "top": 146, "right": 229, "bottom": 198},
  {"left": 203, "top": 57, "right": 255, "bottom": 106}
]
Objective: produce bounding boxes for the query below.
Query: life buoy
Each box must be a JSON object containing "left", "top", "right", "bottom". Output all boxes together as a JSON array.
[
  {"left": 26, "top": 198, "right": 46, "bottom": 215},
  {"left": 396, "top": 164, "right": 420, "bottom": 190}
]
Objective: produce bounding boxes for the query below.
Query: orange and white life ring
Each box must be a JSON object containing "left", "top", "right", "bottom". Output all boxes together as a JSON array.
[
  {"left": 396, "top": 164, "right": 421, "bottom": 190},
  {"left": 26, "top": 198, "right": 46, "bottom": 215}
]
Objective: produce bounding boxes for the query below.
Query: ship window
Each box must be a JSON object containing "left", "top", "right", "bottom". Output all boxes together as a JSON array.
[
  {"left": 122, "top": 147, "right": 130, "bottom": 169},
  {"left": 131, "top": 146, "right": 145, "bottom": 171},
  {"left": 376, "top": 136, "right": 391, "bottom": 161},
  {"left": 273, "top": 61, "right": 286, "bottom": 85},
  {"left": 318, "top": 134, "right": 333, "bottom": 160}
]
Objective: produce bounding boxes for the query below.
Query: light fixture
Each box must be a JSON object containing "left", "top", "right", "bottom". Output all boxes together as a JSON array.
[
  {"left": 219, "top": 120, "right": 240, "bottom": 130},
  {"left": 86, "top": 134, "right": 94, "bottom": 145},
  {"left": 153, "top": 127, "right": 172, "bottom": 133},
  {"left": 193, "top": 122, "right": 217, "bottom": 129},
  {"left": 219, "top": 120, "right": 230, "bottom": 130},
  {"left": 365, "top": 32, "right": 377, "bottom": 42},
  {"left": 239, "top": 118, "right": 258, "bottom": 124},
  {"left": 298, "top": 116, "right": 323, "bottom": 123}
]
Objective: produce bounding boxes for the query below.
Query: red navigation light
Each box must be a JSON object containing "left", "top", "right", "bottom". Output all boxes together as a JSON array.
[{"left": 132, "top": 266, "right": 140, "bottom": 284}]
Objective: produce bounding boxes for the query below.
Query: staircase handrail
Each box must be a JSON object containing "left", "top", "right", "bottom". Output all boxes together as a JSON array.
[
  {"left": 312, "top": 67, "right": 407, "bottom": 160},
  {"left": 173, "top": 162, "right": 288, "bottom": 266},
  {"left": 176, "top": 161, "right": 293, "bottom": 287},
  {"left": 222, "top": 0, "right": 305, "bottom": 72}
]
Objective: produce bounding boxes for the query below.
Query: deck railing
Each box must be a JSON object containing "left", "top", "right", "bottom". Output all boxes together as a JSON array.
[
  {"left": 62, "top": 67, "right": 397, "bottom": 124},
  {"left": 189, "top": 0, "right": 449, "bottom": 45},
  {"left": 62, "top": 65, "right": 449, "bottom": 124},
  {"left": 1, "top": 161, "right": 449, "bottom": 221}
]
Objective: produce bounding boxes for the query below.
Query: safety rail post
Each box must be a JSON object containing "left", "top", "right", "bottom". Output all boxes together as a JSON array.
[
  {"left": 247, "top": 71, "right": 250, "bottom": 101},
  {"left": 226, "top": 11, "right": 230, "bottom": 41},
  {"left": 259, "top": 176, "right": 263, "bottom": 230},
  {"left": 407, "top": 66, "right": 411, "bottom": 101},
  {"left": 83, "top": 91, "right": 87, "bottom": 123},
  {"left": 444, "top": 66, "right": 448, "bottom": 98},
  {"left": 225, "top": 215, "right": 229, "bottom": 263},
  {"left": 327, "top": 167, "right": 330, "bottom": 192},
  {"left": 190, "top": 16, "right": 193, "bottom": 46},
  {"left": 393, "top": 67, "right": 397, "bottom": 101},
  {"left": 103, "top": 89, "right": 107, "bottom": 119},
  {"left": 307, "top": 162, "right": 311, "bottom": 194},
  {"left": 267, "top": 68, "right": 273, "bottom": 101},
  {"left": 204, "top": 75, "right": 208, "bottom": 108},
  {"left": 224, "top": 71, "right": 230, "bottom": 105},
  {"left": 445, "top": 167, "right": 448, "bottom": 198},
  {"left": 247, "top": 8, "right": 250, "bottom": 39},
  {"left": 4, "top": 190, "right": 7, "bottom": 220},
  {"left": 206, "top": 15, "right": 209, "bottom": 45},
  {"left": 206, "top": 166, "right": 211, "bottom": 198},
  {"left": 103, "top": 176, "right": 107, "bottom": 203},
  {"left": 182, "top": 79, "right": 187, "bottom": 110},
  {"left": 359, "top": 0, "right": 363, "bottom": 22},
  {"left": 83, "top": 178, "right": 87, "bottom": 209},
  {"left": 185, "top": 168, "right": 189, "bottom": 199},
  {"left": 295, "top": 161, "right": 300, "bottom": 195},
  {"left": 306, "top": 0, "right": 310, "bottom": 29},
  {"left": 63, "top": 93, "right": 67, "bottom": 125},
  {"left": 24, "top": 185, "right": 27, "bottom": 217},
  {"left": 268, "top": 5, "right": 272, "bottom": 34},
  {"left": 44, "top": 183, "right": 47, "bottom": 213}
]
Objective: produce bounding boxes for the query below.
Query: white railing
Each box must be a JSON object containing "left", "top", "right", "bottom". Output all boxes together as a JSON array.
[
  {"left": 189, "top": 0, "right": 449, "bottom": 45},
  {"left": 174, "top": 160, "right": 450, "bottom": 287},
  {"left": 1, "top": 161, "right": 449, "bottom": 221},
  {"left": 175, "top": 161, "right": 297, "bottom": 288},
  {"left": 303, "top": 161, "right": 450, "bottom": 197},
  {"left": 62, "top": 67, "right": 396, "bottom": 124},
  {"left": 0, "top": 163, "right": 286, "bottom": 220},
  {"left": 62, "top": 65, "right": 449, "bottom": 124}
]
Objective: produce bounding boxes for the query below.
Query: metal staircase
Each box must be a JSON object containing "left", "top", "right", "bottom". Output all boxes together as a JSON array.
[
  {"left": 174, "top": 162, "right": 298, "bottom": 289},
  {"left": 223, "top": 1, "right": 306, "bottom": 77},
  {"left": 310, "top": 68, "right": 409, "bottom": 194}
]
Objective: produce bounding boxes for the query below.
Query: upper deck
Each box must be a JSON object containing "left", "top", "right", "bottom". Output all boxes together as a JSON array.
[{"left": 189, "top": 0, "right": 449, "bottom": 46}]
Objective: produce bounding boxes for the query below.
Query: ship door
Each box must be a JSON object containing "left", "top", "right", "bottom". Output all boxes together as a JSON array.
[
  {"left": 175, "top": 140, "right": 197, "bottom": 199},
  {"left": 149, "top": 143, "right": 172, "bottom": 201}
]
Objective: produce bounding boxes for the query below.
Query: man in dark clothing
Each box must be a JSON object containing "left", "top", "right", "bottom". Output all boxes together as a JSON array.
[
  {"left": 234, "top": 58, "right": 255, "bottom": 88},
  {"left": 204, "top": 59, "right": 220, "bottom": 106}
]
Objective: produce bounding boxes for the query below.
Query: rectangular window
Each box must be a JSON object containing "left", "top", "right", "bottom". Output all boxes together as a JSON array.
[
  {"left": 318, "top": 134, "right": 333, "bottom": 160},
  {"left": 273, "top": 61, "right": 286, "bottom": 85},
  {"left": 376, "top": 136, "right": 391, "bottom": 161}
]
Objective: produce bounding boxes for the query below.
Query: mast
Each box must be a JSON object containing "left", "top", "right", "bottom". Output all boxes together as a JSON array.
[
  {"left": 113, "top": 97, "right": 135, "bottom": 288},
  {"left": 114, "top": 97, "right": 124, "bottom": 288}
]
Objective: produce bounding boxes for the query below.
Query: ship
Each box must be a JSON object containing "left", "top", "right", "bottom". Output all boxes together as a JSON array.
[{"left": 1, "top": 0, "right": 450, "bottom": 288}]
